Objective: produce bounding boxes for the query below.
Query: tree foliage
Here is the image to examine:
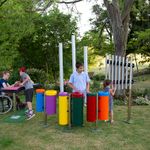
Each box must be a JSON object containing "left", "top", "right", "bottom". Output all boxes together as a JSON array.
[
  {"left": 127, "top": 0, "right": 150, "bottom": 56},
  {"left": 17, "top": 8, "right": 77, "bottom": 82},
  {"left": 128, "top": 29, "right": 150, "bottom": 63},
  {"left": 0, "top": 0, "right": 77, "bottom": 82},
  {"left": 0, "top": 0, "right": 36, "bottom": 70},
  {"left": 83, "top": 0, "right": 149, "bottom": 58},
  {"left": 0, "top": 0, "right": 149, "bottom": 83}
]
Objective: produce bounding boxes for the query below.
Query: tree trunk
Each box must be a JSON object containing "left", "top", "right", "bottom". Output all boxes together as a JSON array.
[{"left": 104, "top": 0, "right": 134, "bottom": 56}]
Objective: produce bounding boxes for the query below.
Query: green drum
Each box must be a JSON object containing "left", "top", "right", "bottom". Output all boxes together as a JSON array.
[{"left": 71, "top": 92, "right": 84, "bottom": 126}]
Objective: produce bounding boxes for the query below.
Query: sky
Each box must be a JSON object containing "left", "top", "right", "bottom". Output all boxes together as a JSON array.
[
  {"left": 59, "top": 0, "right": 103, "bottom": 37},
  {"left": 75, "top": 0, "right": 95, "bottom": 36}
]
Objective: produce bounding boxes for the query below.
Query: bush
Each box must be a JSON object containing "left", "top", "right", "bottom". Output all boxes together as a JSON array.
[
  {"left": 132, "top": 88, "right": 145, "bottom": 98},
  {"left": 43, "top": 82, "right": 72, "bottom": 93},
  {"left": 133, "top": 97, "right": 150, "bottom": 105},
  {"left": 143, "top": 88, "right": 150, "bottom": 100},
  {"left": 90, "top": 80, "right": 102, "bottom": 93},
  {"left": 27, "top": 68, "right": 46, "bottom": 84},
  {"left": 114, "top": 99, "right": 126, "bottom": 105},
  {"left": 92, "top": 74, "right": 105, "bottom": 81},
  {"left": 132, "top": 87, "right": 150, "bottom": 99},
  {"left": 9, "top": 70, "right": 20, "bottom": 84},
  {"left": 43, "top": 83, "right": 56, "bottom": 90}
]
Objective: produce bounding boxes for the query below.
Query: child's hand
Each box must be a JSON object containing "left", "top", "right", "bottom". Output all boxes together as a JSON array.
[
  {"left": 113, "top": 87, "right": 116, "bottom": 92},
  {"left": 112, "top": 85, "right": 116, "bottom": 90},
  {"left": 76, "top": 89, "right": 81, "bottom": 93},
  {"left": 74, "top": 89, "right": 83, "bottom": 94},
  {"left": 13, "top": 81, "right": 20, "bottom": 87},
  {"left": 19, "top": 83, "right": 24, "bottom": 86},
  {"left": 86, "top": 90, "right": 90, "bottom": 93}
]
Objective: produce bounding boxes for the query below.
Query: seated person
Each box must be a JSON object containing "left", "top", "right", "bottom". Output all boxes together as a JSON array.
[
  {"left": 0, "top": 71, "right": 25, "bottom": 110},
  {"left": 0, "top": 71, "right": 16, "bottom": 90}
]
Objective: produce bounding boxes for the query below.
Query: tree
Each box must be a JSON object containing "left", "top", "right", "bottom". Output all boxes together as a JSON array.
[
  {"left": 128, "top": 29, "right": 150, "bottom": 63},
  {"left": 104, "top": 0, "right": 134, "bottom": 56},
  {"left": 17, "top": 8, "right": 77, "bottom": 82},
  {"left": 127, "top": 0, "right": 150, "bottom": 55},
  {"left": 90, "top": 0, "right": 150, "bottom": 57},
  {"left": 85, "top": 4, "right": 114, "bottom": 56},
  {"left": 45, "top": 0, "right": 134, "bottom": 56},
  {"left": 0, "top": 0, "right": 36, "bottom": 70},
  {"left": 27, "top": 0, "right": 83, "bottom": 12}
]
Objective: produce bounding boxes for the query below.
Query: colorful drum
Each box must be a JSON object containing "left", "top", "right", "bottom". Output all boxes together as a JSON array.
[
  {"left": 36, "top": 89, "right": 45, "bottom": 112},
  {"left": 71, "top": 92, "right": 84, "bottom": 126},
  {"left": 45, "top": 90, "right": 57, "bottom": 115},
  {"left": 87, "top": 93, "right": 97, "bottom": 122},
  {"left": 98, "top": 91, "right": 109, "bottom": 121},
  {"left": 58, "top": 92, "right": 69, "bottom": 125}
]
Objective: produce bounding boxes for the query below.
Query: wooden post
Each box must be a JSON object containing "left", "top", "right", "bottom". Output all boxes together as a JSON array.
[
  {"left": 95, "top": 93, "right": 98, "bottom": 128},
  {"left": 127, "top": 88, "right": 132, "bottom": 122},
  {"left": 44, "top": 112, "right": 48, "bottom": 126},
  {"left": 44, "top": 93, "right": 48, "bottom": 127},
  {"left": 68, "top": 94, "right": 71, "bottom": 128},
  {"left": 13, "top": 93, "right": 16, "bottom": 111}
]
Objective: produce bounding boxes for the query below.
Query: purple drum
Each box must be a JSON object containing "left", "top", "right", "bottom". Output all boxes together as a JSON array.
[{"left": 45, "top": 90, "right": 57, "bottom": 115}]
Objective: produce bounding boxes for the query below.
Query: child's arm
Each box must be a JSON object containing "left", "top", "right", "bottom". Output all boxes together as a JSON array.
[
  {"left": 3, "top": 81, "right": 21, "bottom": 88},
  {"left": 68, "top": 82, "right": 78, "bottom": 92},
  {"left": 20, "top": 76, "right": 30, "bottom": 86},
  {"left": 110, "top": 88, "right": 116, "bottom": 96},
  {"left": 68, "top": 74, "right": 80, "bottom": 92},
  {"left": 86, "top": 82, "right": 90, "bottom": 93},
  {"left": 8, "top": 83, "right": 14, "bottom": 88},
  {"left": 13, "top": 81, "right": 21, "bottom": 87}
]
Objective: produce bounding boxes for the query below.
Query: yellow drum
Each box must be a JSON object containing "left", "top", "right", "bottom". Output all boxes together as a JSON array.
[{"left": 59, "top": 92, "right": 69, "bottom": 125}]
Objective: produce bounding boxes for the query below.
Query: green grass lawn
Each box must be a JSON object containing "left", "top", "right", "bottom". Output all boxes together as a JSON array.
[
  {"left": 0, "top": 72, "right": 149, "bottom": 150},
  {"left": 0, "top": 105, "right": 150, "bottom": 150}
]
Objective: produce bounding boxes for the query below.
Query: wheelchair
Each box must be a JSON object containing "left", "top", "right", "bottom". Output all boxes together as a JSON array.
[{"left": 0, "top": 94, "right": 13, "bottom": 115}]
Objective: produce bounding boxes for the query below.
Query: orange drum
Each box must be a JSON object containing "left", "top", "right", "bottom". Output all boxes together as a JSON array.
[{"left": 98, "top": 92, "right": 109, "bottom": 121}]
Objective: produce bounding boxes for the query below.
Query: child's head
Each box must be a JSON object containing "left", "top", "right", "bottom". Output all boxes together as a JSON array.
[
  {"left": 103, "top": 79, "right": 112, "bottom": 88},
  {"left": 76, "top": 62, "right": 84, "bottom": 73},
  {"left": 19, "top": 67, "right": 26, "bottom": 76},
  {"left": 2, "top": 71, "right": 10, "bottom": 80}
]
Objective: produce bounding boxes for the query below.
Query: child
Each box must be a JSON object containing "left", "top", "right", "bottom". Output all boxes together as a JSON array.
[
  {"left": 19, "top": 67, "right": 35, "bottom": 120},
  {"left": 0, "top": 71, "right": 21, "bottom": 102},
  {"left": 103, "top": 80, "right": 116, "bottom": 124},
  {"left": 68, "top": 62, "right": 90, "bottom": 105},
  {"left": 0, "top": 71, "right": 18, "bottom": 89}
]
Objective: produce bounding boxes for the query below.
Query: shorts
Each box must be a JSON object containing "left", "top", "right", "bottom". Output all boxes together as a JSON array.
[{"left": 25, "top": 88, "right": 34, "bottom": 102}]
